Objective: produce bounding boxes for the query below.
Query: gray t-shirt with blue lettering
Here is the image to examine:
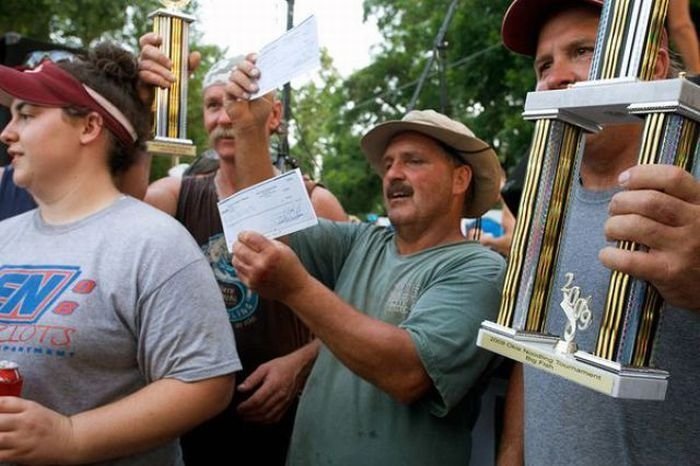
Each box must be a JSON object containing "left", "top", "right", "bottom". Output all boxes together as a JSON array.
[{"left": 0, "top": 197, "right": 241, "bottom": 466}]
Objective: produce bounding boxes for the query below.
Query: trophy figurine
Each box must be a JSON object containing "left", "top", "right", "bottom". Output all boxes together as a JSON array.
[
  {"left": 146, "top": 0, "right": 197, "bottom": 158},
  {"left": 477, "top": 0, "right": 700, "bottom": 400}
]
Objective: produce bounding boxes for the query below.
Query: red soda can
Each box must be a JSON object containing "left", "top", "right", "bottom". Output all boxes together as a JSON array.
[{"left": 0, "top": 361, "right": 23, "bottom": 396}]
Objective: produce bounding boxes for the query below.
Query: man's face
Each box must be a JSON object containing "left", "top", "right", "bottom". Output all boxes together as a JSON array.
[
  {"left": 202, "top": 85, "right": 283, "bottom": 161},
  {"left": 534, "top": 7, "right": 600, "bottom": 91},
  {"left": 380, "top": 132, "right": 469, "bottom": 228},
  {"left": 202, "top": 84, "right": 236, "bottom": 159}
]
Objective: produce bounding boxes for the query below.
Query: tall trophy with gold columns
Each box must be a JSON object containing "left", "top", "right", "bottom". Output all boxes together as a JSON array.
[
  {"left": 478, "top": 0, "right": 700, "bottom": 400},
  {"left": 146, "top": 0, "right": 197, "bottom": 158}
]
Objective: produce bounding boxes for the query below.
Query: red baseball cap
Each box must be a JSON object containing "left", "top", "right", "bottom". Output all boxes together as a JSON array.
[
  {"left": 502, "top": 0, "right": 603, "bottom": 56},
  {"left": 0, "top": 62, "right": 137, "bottom": 146}
]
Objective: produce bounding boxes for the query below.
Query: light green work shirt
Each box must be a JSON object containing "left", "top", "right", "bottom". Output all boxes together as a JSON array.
[{"left": 287, "top": 221, "right": 505, "bottom": 465}]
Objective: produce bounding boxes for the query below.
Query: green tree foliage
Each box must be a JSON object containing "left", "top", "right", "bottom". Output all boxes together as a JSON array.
[
  {"left": 0, "top": 0, "right": 165, "bottom": 49},
  {"left": 292, "top": 0, "right": 534, "bottom": 217},
  {"left": 0, "top": 0, "right": 224, "bottom": 180},
  {"left": 692, "top": 0, "right": 700, "bottom": 33},
  {"left": 288, "top": 49, "right": 383, "bottom": 215}
]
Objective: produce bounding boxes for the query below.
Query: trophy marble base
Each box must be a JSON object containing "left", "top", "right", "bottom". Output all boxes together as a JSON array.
[
  {"left": 147, "top": 137, "right": 197, "bottom": 157},
  {"left": 477, "top": 321, "right": 668, "bottom": 400}
]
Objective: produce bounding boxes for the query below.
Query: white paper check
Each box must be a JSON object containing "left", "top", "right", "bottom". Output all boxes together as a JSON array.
[
  {"left": 251, "top": 15, "right": 320, "bottom": 98},
  {"left": 217, "top": 168, "right": 318, "bottom": 252}
]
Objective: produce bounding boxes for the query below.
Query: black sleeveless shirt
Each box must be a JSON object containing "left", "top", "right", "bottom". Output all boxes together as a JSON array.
[{"left": 176, "top": 173, "right": 312, "bottom": 465}]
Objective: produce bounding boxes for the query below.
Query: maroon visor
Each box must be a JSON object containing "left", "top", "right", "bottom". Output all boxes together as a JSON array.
[{"left": 0, "top": 62, "right": 137, "bottom": 147}]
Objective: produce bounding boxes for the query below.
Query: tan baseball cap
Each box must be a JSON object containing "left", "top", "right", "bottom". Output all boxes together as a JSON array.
[{"left": 361, "top": 109, "right": 501, "bottom": 218}]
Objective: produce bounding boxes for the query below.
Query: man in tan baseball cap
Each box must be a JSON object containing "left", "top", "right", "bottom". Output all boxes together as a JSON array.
[
  {"left": 224, "top": 53, "right": 506, "bottom": 464},
  {"left": 361, "top": 108, "right": 501, "bottom": 219}
]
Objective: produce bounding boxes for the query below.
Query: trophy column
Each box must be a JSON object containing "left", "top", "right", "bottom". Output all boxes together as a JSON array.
[
  {"left": 146, "top": 1, "right": 197, "bottom": 159},
  {"left": 498, "top": 119, "right": 583, "bottom": 333},
  {"left": 595, "top": 108, "right": 699, "bottom": 367},
  {"left": 590, "top": 0, "right": 694, "bottom": 368}
]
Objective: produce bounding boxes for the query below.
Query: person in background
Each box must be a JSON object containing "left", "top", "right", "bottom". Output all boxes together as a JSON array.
[
  {"left": 137, "top": 33, "right": 345, "bottom": 465},
  {"left": 477, "top": 201, "right": 515, "bottom": 257},
  {"left": 498, "top": 1, "right": 700, "bottom": 464},
  {"left": 0, "top": 42, "right": 239, "bottom": 465},
  {"left": 468, "top": 167, "right": 516, "bottom": 257},
  {"left": 226, "top": 54, "right": 507, "bottom": 465},
  {"left": 137, "top": 39, "right": 346, "bottom": 222},
  {"left": 0, "top": 165, "right": 36, "bottom": 220}
]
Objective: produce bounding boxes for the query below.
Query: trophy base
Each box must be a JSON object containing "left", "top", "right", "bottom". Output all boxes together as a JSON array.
[
  {"left": 477, "top": 321, "right": 668, "bottom": 400},
  {"left": 147, "top": 137, "right": 197, "bottom": 157}
]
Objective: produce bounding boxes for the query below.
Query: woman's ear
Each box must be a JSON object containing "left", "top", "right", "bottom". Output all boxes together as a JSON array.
[{"left": 79, "top": 112, "right": 105, "bottom": 145}]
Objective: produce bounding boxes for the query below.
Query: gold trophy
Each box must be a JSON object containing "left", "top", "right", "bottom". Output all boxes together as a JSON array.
[
  {"left": 146, "top": 0, "right": 197, "bottom": 158},
  {"left": 478, "top": 0, "right": 699, "bottom": 400}
]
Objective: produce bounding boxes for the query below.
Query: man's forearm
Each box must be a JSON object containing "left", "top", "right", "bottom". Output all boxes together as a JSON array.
[
  {"left": 284, "top": 276, "right": 432, "bottom": 404},
  {"left": 497, "top": 363, "right": 524, "bottom": 466},
  {"left": 289, "top": 338, "right": 321, "bottom": 386},
  {"left": 233, "top": 124, "right": 275, "bottom": 190}
]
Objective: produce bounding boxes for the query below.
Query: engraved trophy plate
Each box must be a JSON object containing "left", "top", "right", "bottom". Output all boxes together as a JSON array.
[
  {"left": 478, "top": 0, "right": 698, "bottom": 400},
  {"left": 146, "top": 0, "right": 197, "bottom": 158}
]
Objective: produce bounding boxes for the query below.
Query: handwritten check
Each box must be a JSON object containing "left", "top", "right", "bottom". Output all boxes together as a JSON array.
[
  {"left": 217, "top": 169, "right": 318, "bottom": 252},
  {"left": 251, "top": 15, "right": 320, "bottom": 99}
]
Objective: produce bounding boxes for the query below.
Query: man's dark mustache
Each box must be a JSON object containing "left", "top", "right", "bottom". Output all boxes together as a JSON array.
[{"left": 386, "top": 182, "right": 414, "bottom": 198}]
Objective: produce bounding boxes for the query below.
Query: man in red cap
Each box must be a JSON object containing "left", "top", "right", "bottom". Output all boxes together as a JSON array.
[{"left": 499, "top": 1, "right": 700, "bottom": 465}]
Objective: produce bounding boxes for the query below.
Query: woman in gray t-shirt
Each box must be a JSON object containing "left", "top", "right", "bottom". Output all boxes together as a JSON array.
[{"left": 0, "top": 42, "right": 240, "bottom": 465}]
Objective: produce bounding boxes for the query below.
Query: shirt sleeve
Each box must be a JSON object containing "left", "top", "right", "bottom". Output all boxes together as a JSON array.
[
  {"left": 136, "top": 256, "right": 242, "bottom": 383},
  {"left": 290, "top": 220, "right": 370, "bottom": 288},
  {"left": 400, "top": 250, "right": 505, "bottom": 416}
]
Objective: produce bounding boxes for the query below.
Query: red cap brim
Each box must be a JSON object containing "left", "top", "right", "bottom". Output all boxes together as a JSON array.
[
  {"left": 0, "top": 63, "right": 78, "bottom": 108},
  {"left": 502, "top": 0, "right": 603, "bottom": 56},
  {"left": 0, "top": 62, "right": 136, "bottom": 146}
]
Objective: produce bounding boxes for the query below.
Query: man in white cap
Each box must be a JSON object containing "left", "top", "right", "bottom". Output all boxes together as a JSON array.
[
  {"left": 224, "top": 55, "right": 506, "bottom": 465},
  {"left": 136, "top": 33, "right": 346, "bottom": 465},
  {"left": 498, "top": 1, "right": 700, "bottom": 465}
]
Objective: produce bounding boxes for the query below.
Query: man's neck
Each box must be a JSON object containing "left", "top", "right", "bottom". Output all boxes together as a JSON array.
[
  {"left": 394, "top": 217, "right": 465, "bottom": 255},
  {"left": 580, "top": 123, "right": 641, "bottom": 190},
  {"left": 579, "top": 155, "right": 630, "bottom": 190},
  {"left": 215, "top": 163, "right": 237, "bottom": 199}
]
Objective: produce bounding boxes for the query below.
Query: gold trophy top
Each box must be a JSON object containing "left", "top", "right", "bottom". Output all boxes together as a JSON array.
[
  {"left": 149, "top": 0, "right": 195, "bottom": 22},
  {"left": 160, "top": 0, "right": 190, "bottom": 11}
]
